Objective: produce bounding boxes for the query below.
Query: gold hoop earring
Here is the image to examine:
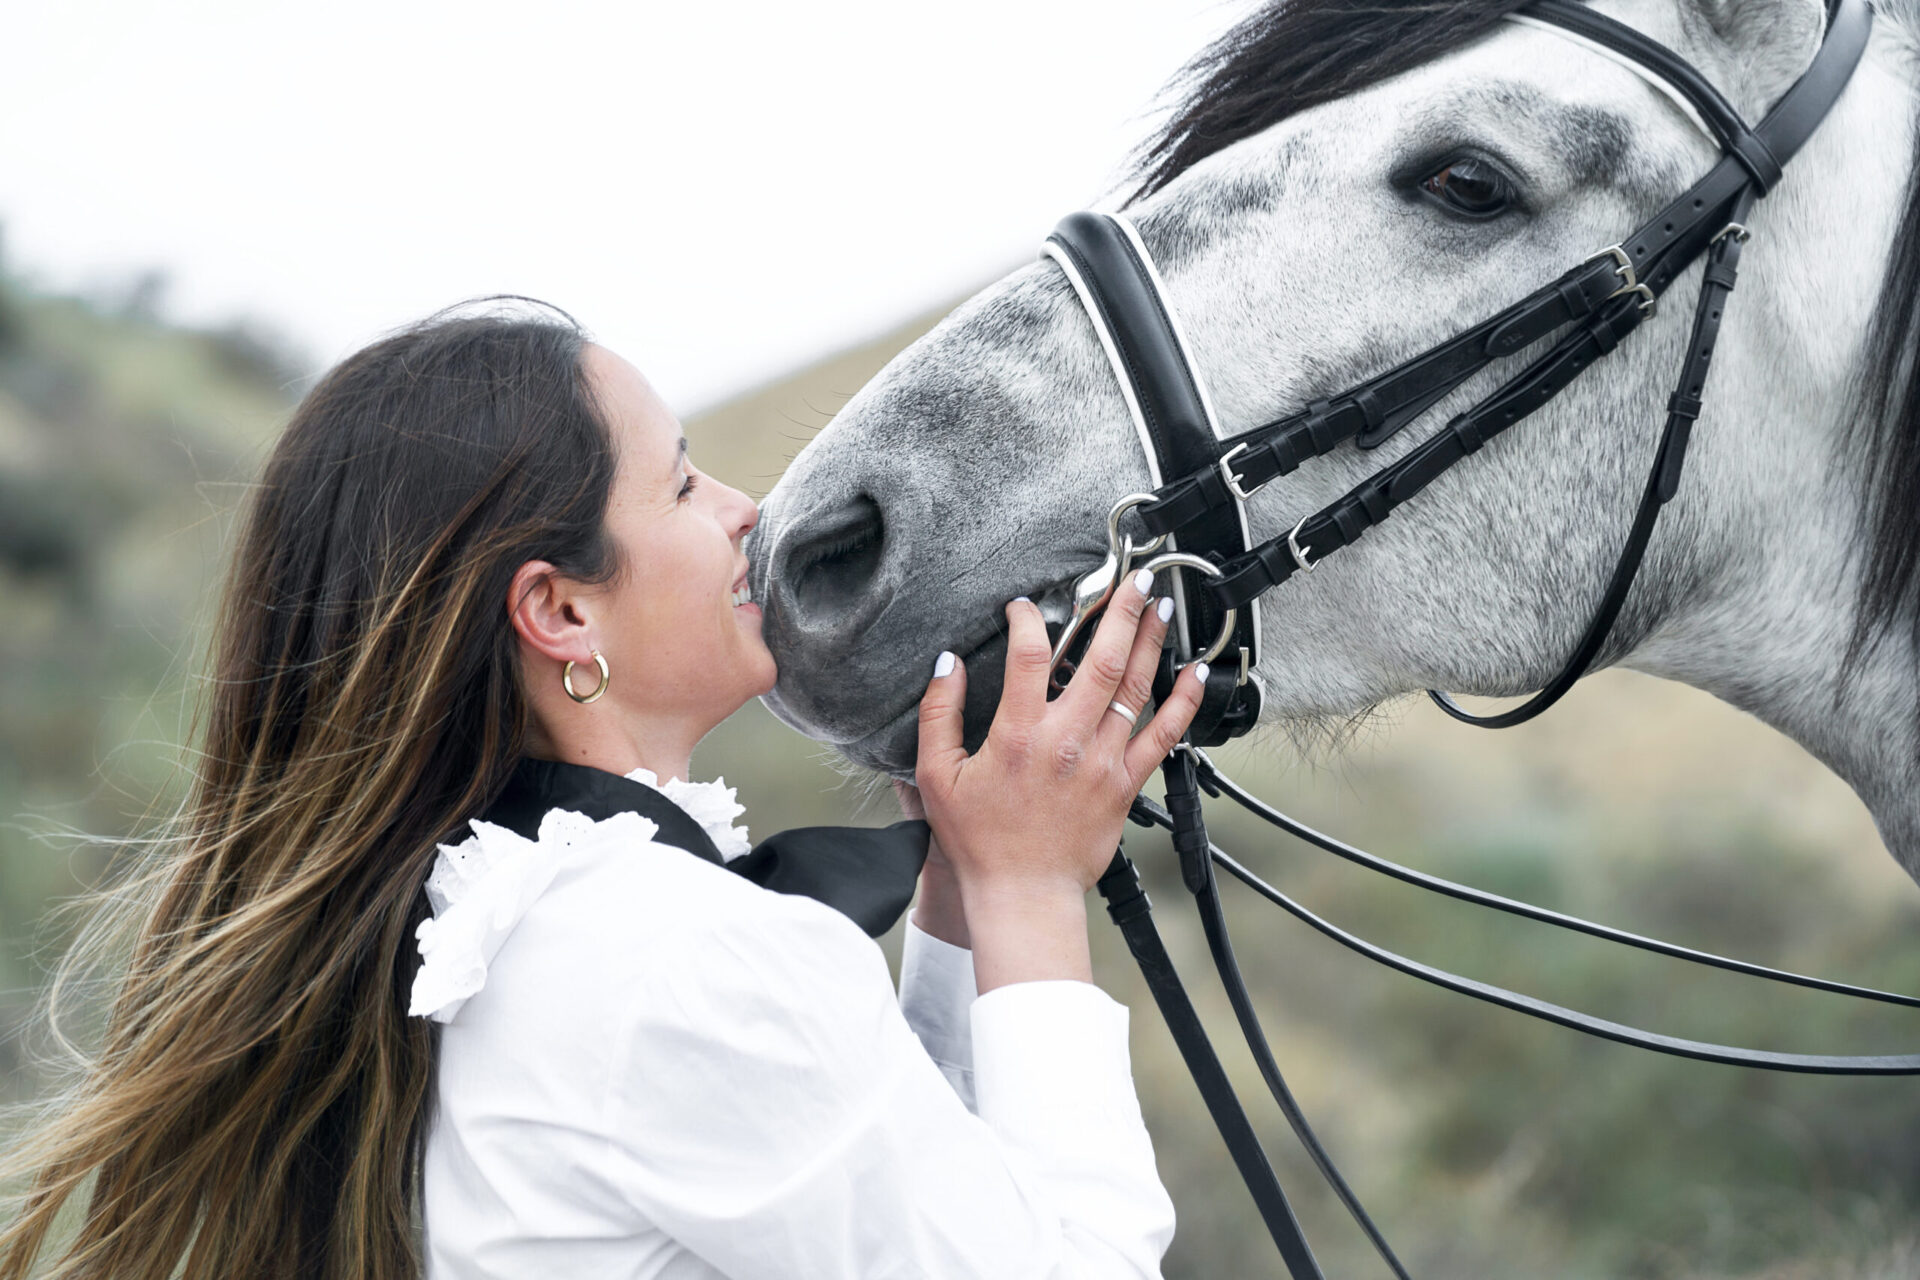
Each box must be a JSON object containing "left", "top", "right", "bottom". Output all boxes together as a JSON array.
[{"left": 563, "top": 650, "right": 610, "bottom": 704}]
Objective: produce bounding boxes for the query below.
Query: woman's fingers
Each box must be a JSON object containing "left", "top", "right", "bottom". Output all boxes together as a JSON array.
[
  {"left": 1125, "top": 659, "right": 1208, "bottom": 790},
  {"left": 1058, "top": 568, "right": 1157, "bottom": 726},
  {"left": 1099, "top": 594, "right": 1175, "bottom": 744},
  {"left": 992, "top": 599, "right": 1054, "bottom": 735},
  {"left": 915, "top": 650, "right": 968, "bottom": 794}
]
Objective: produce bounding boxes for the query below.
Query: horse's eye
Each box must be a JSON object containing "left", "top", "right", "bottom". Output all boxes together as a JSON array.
[{"left": 1419, "top": 157, "right": 1513, "bottom": 218}]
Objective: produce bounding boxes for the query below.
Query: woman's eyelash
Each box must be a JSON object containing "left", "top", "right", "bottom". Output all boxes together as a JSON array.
[{"left": 678, "top": 474, "right": 699, "bottom": 500}]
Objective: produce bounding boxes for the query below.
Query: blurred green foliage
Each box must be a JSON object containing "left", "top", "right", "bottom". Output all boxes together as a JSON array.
[
  {"left": 2, "top": 260, "right": 1917, "bottom": 1278},
  {"left": 0, "top": 250, "right": 297, "bottom": 1098}
]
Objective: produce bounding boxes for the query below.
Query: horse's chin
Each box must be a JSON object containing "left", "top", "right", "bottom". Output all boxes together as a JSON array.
[
  {"left": 768, "top": 629, "right": 1012, "bottom": 778},
  {"left": 835, "top": 707, "right": 920, "bottom": 778},
  {"left": 762, "top": 559, "right": 1103, "bottom": 777}
]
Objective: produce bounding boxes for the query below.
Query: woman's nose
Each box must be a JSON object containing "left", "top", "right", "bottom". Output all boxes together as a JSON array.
[{"left": 726, "top": 484, "right": 759, "bottom": 541}]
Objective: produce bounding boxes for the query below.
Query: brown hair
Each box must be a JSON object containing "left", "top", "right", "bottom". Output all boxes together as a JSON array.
[{"left": 0, "top": 301, "right": 621, "bottom": 1279}]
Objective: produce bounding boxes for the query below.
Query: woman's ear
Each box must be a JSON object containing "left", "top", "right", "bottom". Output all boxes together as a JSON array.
[{"left": 507, "top": 560, "right": 595, "bottom": 665}]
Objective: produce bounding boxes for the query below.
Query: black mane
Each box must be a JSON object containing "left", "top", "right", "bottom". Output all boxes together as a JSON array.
[
  {"left": 1136, "top": 0, "right": 1920, "bottom": 671},
  {"left": 1133, "top": 0, "right": 1532, "bottom": 200}
]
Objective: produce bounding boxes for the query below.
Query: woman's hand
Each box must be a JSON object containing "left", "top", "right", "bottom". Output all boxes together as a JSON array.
[{"left": 912, "top": 570, "right": 1206, "bottom": 991}]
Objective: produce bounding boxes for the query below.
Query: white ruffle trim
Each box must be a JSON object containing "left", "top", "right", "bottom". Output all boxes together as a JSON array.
[
  {"left": 624, "top": 768, "right": 752, "bottom": 861},
  {"left": 407, "top": 771, "right": 751, "bottom": 1024}
]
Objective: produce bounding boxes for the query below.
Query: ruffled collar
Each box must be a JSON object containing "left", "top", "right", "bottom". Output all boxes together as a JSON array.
[
  {"left": 408, "top": 765, "right": 749, "bottom": 1024},
  {"left": 623, "top": 768, "right": 751, "bottom": 861}
]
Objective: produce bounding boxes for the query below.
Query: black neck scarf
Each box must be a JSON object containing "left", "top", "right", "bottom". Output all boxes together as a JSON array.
[{"left": 481, "top": 758, "right": 930, "bottom": 938}]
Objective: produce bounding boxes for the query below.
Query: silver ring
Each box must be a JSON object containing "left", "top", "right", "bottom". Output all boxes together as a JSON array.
[
  {"left": 1107, "top": 700, "right": 1140, "bottom": 728},
  {"left": 1134, "top": 550, "right": 1238, "bottom": 668}
]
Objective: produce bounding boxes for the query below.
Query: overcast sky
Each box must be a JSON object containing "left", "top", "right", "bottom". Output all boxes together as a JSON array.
[{"left": 3, "top": 0, "right": 1256, "bottom": 413}]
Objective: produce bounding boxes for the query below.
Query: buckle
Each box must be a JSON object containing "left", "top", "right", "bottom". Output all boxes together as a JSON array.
[
  {"left": 1217, "top": 442, "right": 1266, "bottom": 503},
  {"left": 1619, "top": 282, "right": 1656, "bottom": 317},
  {"left": 1711, "top": 221, "right": 1752, "bottom": 245},
  {"left": 1585, "top": 243, "right": 1638, "bottom": 297},
  {"left": 1287, "top": 517, "right": 1317, "bottom": 575}
]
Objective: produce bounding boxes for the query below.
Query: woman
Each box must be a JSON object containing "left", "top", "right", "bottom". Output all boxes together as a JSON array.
[{"left": 0, "top": 304, "right": 1206, "bottom": 1279}]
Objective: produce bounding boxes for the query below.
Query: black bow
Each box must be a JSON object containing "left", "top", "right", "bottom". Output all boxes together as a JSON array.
[{"left": 480, "top": 758, "right": 929, "bottom": 938}]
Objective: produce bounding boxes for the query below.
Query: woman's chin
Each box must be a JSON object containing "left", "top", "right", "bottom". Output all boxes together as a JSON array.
[{"left": 743, "top": 650, "right": 780, "bottom": 704}]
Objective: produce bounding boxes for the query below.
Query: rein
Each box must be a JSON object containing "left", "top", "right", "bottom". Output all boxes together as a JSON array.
[{"left": 1034, "top": 1, "right": 1905, "bottom": 1274}]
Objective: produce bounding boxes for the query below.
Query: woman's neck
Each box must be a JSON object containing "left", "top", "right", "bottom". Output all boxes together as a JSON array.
[{"left": 524, "top": 718, "right": 696, "bottom": 785}]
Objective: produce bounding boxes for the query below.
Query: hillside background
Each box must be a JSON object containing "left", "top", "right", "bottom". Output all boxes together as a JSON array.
[{"left": 2, "top": 256, "right": 1918, "bottom": 1278}]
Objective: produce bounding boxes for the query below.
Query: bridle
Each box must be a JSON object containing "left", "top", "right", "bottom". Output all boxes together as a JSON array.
[{"left": 1035, "top": 1, "right": 1910, "bottom": 1275}]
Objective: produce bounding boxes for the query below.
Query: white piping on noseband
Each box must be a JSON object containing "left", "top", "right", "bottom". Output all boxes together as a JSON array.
[
  {"left": 1113, "top": 215, "right": 1227, "bottom": 441},
  {"left": 1111, "top": 213, "right": 1265, "bottom": 666},
  {"left": 1040, "top": 217, "right": 1267, "bottom": 668},
  {"left": 1040, "top": 234, "right": 1193, "bottom": 652},
  {"left": 1504, "top": 14, "right": 1721, "bottom": 143},
  {"left": 1040, "top": 239, "right": 1163, "bottom": 486}
]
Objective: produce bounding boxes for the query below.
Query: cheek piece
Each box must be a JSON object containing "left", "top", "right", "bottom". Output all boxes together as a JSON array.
[{"left": 1034, "top": 4, "right": 1910, "bottom": 1277}]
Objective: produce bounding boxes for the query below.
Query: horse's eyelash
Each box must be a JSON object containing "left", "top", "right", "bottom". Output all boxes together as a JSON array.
[{"left": 1392, "top": 148, "right": 1532, "bottom": 219}]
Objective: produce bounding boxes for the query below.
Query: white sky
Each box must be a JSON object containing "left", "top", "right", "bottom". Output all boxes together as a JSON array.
[{"left": 2, "top": 0, "right": 1256, "bottom": 413}]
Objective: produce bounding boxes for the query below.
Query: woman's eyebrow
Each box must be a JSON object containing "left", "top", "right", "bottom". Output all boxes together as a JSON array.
[{"left": 668, "top": 436, "right": 688, "bottom": 478}]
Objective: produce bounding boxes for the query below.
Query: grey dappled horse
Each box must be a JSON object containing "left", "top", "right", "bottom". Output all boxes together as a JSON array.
[{"left": 750, "top": 0, "right": 1920, "bottom": 877}]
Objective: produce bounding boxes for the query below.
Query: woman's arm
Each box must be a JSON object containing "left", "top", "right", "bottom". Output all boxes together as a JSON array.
[
  {"left": 603, "top": 899, "right": 1174, "bottom": 1279},
  {"left": 897, "top": 780, "right": 971, "bottom": 949}
]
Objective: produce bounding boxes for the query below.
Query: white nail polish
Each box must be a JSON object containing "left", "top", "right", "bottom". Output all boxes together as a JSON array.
[
  {"left": 1013, "top": 596, "right": 1032, "bottom": 604},
  {"left": 933, "top": 651, "right": 955, "bottom": 679},
  {"left": 1132, "top": 567, "right": 1154, "bottom": 595},
  {"left": 1192, "top": 661, "right": 1210, "bottom": 684},
  {"left": 1156, "top": 596, "right": 1175, "bottom": 623}
]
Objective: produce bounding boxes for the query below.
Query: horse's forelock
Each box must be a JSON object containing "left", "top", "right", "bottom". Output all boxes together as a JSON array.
[{"left": 1131, "top": 0, "right": 1533, "bottom": 202}]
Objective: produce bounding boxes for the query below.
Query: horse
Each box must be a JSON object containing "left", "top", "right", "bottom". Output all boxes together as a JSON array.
[{"left": 747, "top": 0, "right": 1920, "bottom": 882}]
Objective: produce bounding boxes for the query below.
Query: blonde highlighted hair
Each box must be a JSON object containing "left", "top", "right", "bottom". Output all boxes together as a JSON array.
[{"left": 1, "top": 303, "right": 622, "bottom": 1280}]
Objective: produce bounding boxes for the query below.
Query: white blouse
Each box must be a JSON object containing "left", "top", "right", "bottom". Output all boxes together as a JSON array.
[{"left": 410, "top": 772, "right": 1176, "bottom": 1279}]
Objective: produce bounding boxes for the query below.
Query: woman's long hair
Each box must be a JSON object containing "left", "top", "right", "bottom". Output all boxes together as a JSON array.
[{"left": 0, "top": 302, "right": 623, "bottom": 1280}]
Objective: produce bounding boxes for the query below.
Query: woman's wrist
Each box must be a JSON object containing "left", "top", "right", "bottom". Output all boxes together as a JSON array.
[
  {"left": 956, "top": 875, "right": 1092, "bottom": 993},
  {"left": 910, "top": 851, "right": 971, "bottom": 949}
]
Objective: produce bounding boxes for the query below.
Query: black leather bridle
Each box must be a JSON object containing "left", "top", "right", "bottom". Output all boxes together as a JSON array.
[{"left": 1037, "top": 1, "right": 1910, "bottom": 1275}]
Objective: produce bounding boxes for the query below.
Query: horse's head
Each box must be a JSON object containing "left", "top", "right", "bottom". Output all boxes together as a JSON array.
[{"left": 752, "top": 0, "right": 1911, "bottom": 778}]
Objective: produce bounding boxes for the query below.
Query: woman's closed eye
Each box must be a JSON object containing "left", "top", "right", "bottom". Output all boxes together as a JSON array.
[{"left": 678, "top": 473, "right": 700, "bottom": 503}]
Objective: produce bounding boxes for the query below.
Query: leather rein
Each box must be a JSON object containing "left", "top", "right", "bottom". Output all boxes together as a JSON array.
[{"left": 1033, "top": 2, "right": 1906, "bottom": 1275}]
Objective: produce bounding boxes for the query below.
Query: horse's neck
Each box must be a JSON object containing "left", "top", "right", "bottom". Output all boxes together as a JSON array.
[
  {"left": 1633, "top": 530, "right": 1920, "bottom": 873},
  {"left": 1629, "top": 28, "right": 1920, "bottom": 873}
]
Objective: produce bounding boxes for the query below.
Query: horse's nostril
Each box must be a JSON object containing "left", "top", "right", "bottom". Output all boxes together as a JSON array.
[{"left": 788, "top": 494, "right": 888, "bottom": 624}]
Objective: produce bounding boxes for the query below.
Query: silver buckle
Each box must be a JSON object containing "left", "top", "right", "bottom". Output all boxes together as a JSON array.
[
  {"left": 1585, "top": 243, "right": 1638, "bottom": 298},
  {"left": 1711, "top": 221, "right": 1752, "bottom": 245},
  {"left": 1287, "top": 517, "right": 1317, "bottom": 575},
  {"left": 1619, "top": 282, "right": 1656, "bottom": 317},
  {"left": 1217, "top": 442, "right": 1265, "bottom": 503}
]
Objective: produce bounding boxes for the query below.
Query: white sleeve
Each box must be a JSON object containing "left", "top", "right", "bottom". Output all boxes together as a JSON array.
[
  {"left": 601, "top": 899, "right": 1175, "bottom": 1279},
  {"left": 898, "top": 920, "right": 978, "bottom": 1110}
]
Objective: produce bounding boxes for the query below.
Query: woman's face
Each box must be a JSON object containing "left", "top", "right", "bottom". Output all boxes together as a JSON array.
[{"left": 579, "top": 343, "right": 775, "bottom": 740}]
